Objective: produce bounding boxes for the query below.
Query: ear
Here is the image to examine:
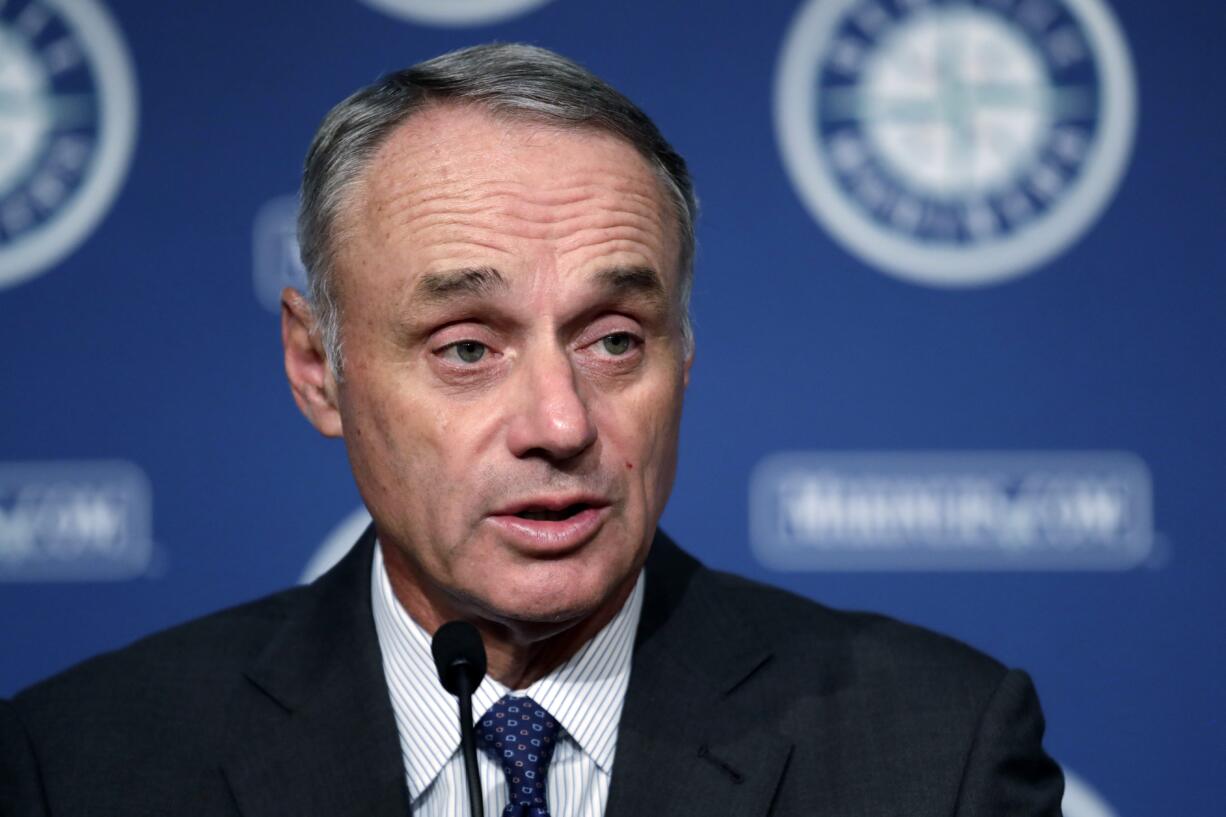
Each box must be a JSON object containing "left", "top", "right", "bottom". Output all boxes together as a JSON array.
[
  {"left": 281, "top": 287, "right": 343, "bottom": 438},
  {"left": 683, "top": 343, "right": 694, "bottom": 388}
]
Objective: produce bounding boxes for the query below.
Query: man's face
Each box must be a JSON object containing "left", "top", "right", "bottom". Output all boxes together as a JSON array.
[{"left": 322, "top": 104, "right": 690, "bottom": 634}]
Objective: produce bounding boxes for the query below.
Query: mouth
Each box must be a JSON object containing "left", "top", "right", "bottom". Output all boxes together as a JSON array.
[
  {"left": 487, "top": 496, "right": 611, "bottom": 552},
  {"left": 495, "top": 494, "right": 609, "bottom": 518},
  {"left": 512, "top": 503, "right": 594, "bottom": 522}
]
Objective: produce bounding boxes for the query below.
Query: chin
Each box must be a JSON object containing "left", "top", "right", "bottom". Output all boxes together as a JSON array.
[
  {"left": 485, "top": 586, "right": 600, "bottom": 627},
  {"left": 474, "top": 566, "right": 620, "bottom": 630}
]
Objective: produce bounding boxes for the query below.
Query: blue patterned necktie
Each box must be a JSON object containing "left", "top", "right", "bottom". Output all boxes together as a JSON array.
[{"left": 476, "top": 694, "right": 562, "bottom": 817}]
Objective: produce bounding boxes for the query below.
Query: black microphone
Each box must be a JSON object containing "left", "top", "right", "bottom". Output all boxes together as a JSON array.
[{"left": 431, "top": 620, "right": 487, "bottom": 817}]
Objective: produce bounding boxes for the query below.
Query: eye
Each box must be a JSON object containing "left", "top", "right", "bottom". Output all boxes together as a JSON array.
[
  {"left": 600, "top": 332, "right": 635, "bottom": 356},
  {"left": 442, "top": 340, "right": 487, "bottom": 364}
]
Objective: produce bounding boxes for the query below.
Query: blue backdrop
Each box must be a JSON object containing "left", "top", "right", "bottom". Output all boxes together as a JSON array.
[{"left": 2, "top": 1, "right": 1223, "bottom": 814}]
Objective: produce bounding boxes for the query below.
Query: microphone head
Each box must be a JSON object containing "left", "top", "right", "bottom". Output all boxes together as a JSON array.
[{"left": 431, "top": 620, "right": 487, "bottom": 696}]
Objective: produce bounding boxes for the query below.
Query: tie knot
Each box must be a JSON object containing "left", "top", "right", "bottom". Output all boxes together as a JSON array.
[{"left": 476, "top": 695, "right": 562, "bottom": 812}]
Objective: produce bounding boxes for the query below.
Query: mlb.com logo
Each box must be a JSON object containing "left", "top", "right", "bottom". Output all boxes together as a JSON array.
[
  {"left": 0, "top": 461, "right": 154, "bottom": 581},
  {"left": 751, "top": 451, "right": 1153, "bottom": 570}
]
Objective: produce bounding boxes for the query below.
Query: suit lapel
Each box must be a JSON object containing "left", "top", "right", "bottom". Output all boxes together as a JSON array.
[
  {"left": 221, "top": 526, "right": 411, "bottom": 817},
  {"left": 606, "top": 535, "right": 794, "bottom": 817},
  {"left": 216, "top": 528, "right": 797, "bottom": 816}
]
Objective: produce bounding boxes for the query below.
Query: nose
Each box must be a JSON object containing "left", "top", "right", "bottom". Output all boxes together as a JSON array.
[{"left": 506, "top": 347, "right": 597, "bottom": 463}]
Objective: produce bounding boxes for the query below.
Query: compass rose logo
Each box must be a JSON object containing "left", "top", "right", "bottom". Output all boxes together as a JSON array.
[
  {"left": 0, "top": 0, "right": 137, "bottom": 291},
  {"left": 775, "top": 0, "right": 1136, "bottom": 286}
]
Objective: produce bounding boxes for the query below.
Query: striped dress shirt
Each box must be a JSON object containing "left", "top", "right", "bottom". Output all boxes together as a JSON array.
[{"left": 371, "top": 541, "right": 645, "bottom": 817}]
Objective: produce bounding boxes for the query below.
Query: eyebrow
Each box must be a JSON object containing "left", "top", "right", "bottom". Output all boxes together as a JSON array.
[
  {"left": 412, "top": 266, "right": 508, "bottom": 304},
  {"left": 408, "top": 264, "right": 668, "bottom": 308},
  {"left": 593, "top": 265, "right": 668, "bottom": 306}
]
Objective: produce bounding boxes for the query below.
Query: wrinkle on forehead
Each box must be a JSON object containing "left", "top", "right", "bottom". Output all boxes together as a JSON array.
[
  {"left": 391, "top": 178, "right": 664, "bottom": 243},
  {"left": 334, "top": 104, "right": 680, "bottom": 301}
]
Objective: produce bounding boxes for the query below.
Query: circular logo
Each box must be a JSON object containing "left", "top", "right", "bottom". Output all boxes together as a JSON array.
[
  {"left": 359, "top": 0, "right": 557, "bottom": 27},
  {"left": 0, "top": 0, "right": 138, "bottom": 291},
  {"left": 1063, "top": 767, "right": 1118, "bottom": 817},
  {"left": 300, "top": 506, "right": 372, "bottom": 584},
  {"left": 775, "top": 0, "right": 1136, "bottom": 286}
]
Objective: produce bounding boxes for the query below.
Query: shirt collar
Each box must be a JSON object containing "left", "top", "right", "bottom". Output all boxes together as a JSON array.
[{"left": 371, "top": 539, "right": 644, "bottom": 800}]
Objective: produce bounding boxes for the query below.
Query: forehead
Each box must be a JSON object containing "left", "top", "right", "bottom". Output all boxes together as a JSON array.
[
  {"left": 364, "top": 102, "right": 666, "bottom": 207},
  {"left": 335, "top": 103, "right": 680, "bottom": 299}
]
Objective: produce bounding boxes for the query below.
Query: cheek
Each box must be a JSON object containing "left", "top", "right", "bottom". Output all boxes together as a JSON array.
[
  {"left": 643, "top": 380, "right": 686, "bottom": 495},
  {"left": 341, "top": 377, "right": 440, "bottom": 508},
  {"left": 349, "top": 378, "right": 508, "bottom": 524},
  {"left": 597, "top": 380, "right": 684, "bottom": 494}
]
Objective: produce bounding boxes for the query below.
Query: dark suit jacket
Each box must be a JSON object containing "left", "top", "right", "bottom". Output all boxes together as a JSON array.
[{"left": 1, "top": 528, "right": 1063, "bottom": 816}]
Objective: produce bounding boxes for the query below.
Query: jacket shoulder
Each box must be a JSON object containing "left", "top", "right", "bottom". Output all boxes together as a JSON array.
[
  {"left": 12, "top": 585, "right": 307, "bottom": 729},
  {"left": 691, "top": 568, "right": 1052, "bottom": 813},
  {"left": 700, "top": 567, "right": 1008, "bottom": 692}
]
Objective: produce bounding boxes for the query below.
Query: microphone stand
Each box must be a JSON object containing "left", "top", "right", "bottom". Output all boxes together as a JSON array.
[{"left": 455, "top": 667, "right": 484, "bottom": 817}]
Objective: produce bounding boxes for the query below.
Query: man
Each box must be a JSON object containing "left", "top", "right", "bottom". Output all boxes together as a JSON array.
[{"left": 0, "top": 44, "right": 1063, "bottom": 816}]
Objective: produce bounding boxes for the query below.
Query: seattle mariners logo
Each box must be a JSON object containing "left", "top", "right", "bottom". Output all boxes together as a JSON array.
[
  {"left": 359, "top": 0, "right": 557, "bottom": 27},
  {"left": 0, "top": 0, "right": 137, "bottom": 291},
  {"left": 775, "top": 0, "right": 1136, "bottom": 286}
]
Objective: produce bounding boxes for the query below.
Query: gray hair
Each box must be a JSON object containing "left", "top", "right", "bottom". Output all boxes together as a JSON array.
[{"left": 297, "top": 43, "right": 697, "bottom": 377}]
